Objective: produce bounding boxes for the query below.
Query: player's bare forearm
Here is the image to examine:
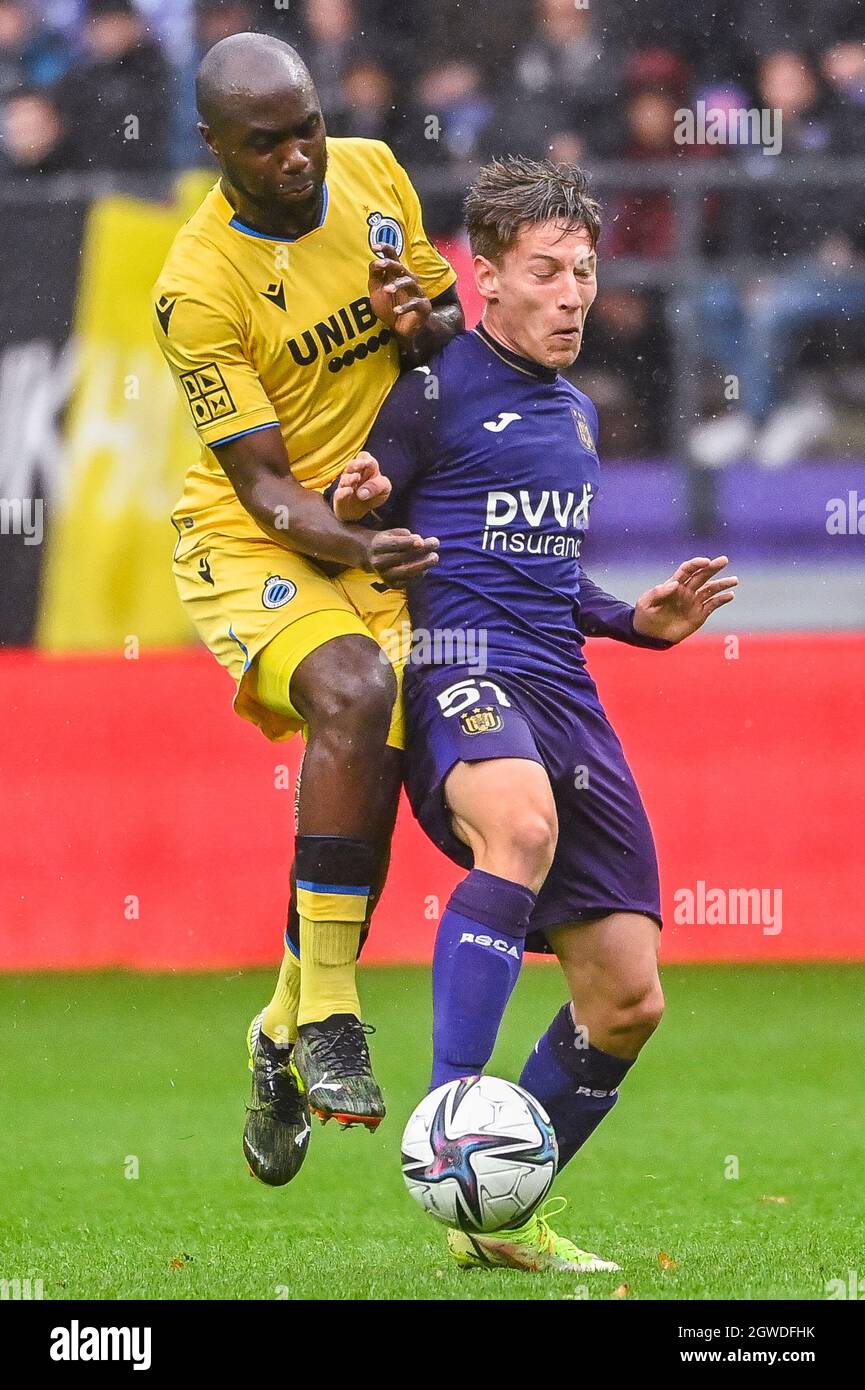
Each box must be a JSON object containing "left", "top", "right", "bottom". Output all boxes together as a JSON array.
[
  {"left": 212, "top": 428, "right": 369, "bottom": 567},
  {"left": 213, "top": 429, "right": 437, "bottom": 582},
  {"left": 239, "top": 471, "right": 372, "bottom": 567}
]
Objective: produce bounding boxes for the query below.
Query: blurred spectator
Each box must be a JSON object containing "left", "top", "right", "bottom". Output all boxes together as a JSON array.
[
  {"left": 0, "top": 85, "right": 74, "bottom": 173},
  {"left": 745, "top": 0, "right": 863, "bottom": 65},
  {"left": 300, "top": 0, "right": 356, "bottom": 117},
  {"left": 5, "top": 0, "right": 865, "bottom": 465},
  {"left": 327, "top": 54, "right": 402, "bottom": 148},
  {"left": 603, "top": 49, "right": 720, "bottom": 261},
  {"left": 689, "top": 53, "right": 865, "bottom": 467},
  {"left": 392, "top": 59, "right": 496, "bottom": 229},
  {"left": 600, "top": 0, "right": 754, "bottom": 89},
  {"left": 0, "top": 1, "right": 74, "bottom": 98},
  {"left": 56, "top": 0, "right": 171, "bottom": 171},
  {"left": 821, "top": 38, "right": 865, "bottom": 144},
  {"left": 493, "top": 0, "right": 621, "bottom": 160},
  {"left": 172, "top": 0, "right": 261, "bottom": 168},
  {"left": 421, "top": 0, "right": 526, "bottom": 82},
  {"left": 131, "top": 0, "right": 194, "bottom": 68},
  {"left": 822, "top": 39, "right": 865, "bottom": 105},
  {"left": 403, "top": 59, "right": 495, "bottom": 168}
]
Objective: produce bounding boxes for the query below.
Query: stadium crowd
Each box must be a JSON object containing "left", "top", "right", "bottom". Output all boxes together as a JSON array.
[{"left": 2, "top": 0, "right": 864, "bottom": 460}]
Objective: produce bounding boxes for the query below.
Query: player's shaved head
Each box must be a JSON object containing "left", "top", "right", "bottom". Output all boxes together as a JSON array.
[
  {"left": 196, "top": 32, "right": 315, "bottom": 129},
  {"left": 194, "top": 33, "right": 328, "bottom": 238}
]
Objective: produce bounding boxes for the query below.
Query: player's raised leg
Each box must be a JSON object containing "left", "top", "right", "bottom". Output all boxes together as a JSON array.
[
  {"left": 243, "top": 620, "right": 402, "bottom": 1182},
  {"left": 430, "top": 756, "right": 556, "bottom": 1090},
  {"left": 283, "top": 632, "right": 401, "bottom": 1129},
  {"left": 451, "top": 914, "right": 662, "bottom": 1270},
  {"left": 520, "top": 912, "right": 664, "bottom": 1168}
]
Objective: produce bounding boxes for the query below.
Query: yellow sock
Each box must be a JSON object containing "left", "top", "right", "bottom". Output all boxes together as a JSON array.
[
  {"left": 296, "top": 878, "right": 369, "bottom": 1025},
  {"left": 294, "top": 840, "right": 375, "bottom": 1026},
  {"left": 261, "top": 941, "right": 302, "bottom": 1046}
]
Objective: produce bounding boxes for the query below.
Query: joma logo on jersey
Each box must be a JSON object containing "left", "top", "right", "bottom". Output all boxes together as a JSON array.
[
  {"left": 286, "top": 296, "right": 391, "bottom": 372},
  {"left": 484, "top": 483, "right": 595, "bottom": 530},
  {"left": 459, "top": 705, "right": 503, "bottom": 735}
]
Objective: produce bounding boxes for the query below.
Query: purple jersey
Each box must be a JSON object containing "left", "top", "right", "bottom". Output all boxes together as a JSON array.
[
  {"left": 361, "top": 324, "right": 667, "bottom": 942},
  {"left": 364, "top": 323, "right": 669, "bottom": 684}
]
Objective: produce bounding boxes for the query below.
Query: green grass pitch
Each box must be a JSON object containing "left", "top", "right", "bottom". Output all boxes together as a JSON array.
[{"left": 1, "top": 964, "right": 862, "bottom": 1301}]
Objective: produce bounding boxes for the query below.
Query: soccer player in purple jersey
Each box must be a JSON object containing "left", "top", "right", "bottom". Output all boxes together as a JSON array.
[{"left": 331, "top": 157, "right": 737, "bottom": 1272}]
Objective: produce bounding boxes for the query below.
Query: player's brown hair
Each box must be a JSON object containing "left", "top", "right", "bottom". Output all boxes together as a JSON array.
[{"left": 464, "top": 156, "right": 602, "bottom": 263}]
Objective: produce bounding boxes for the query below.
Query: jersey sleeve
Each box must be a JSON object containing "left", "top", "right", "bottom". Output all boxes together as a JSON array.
[
  {"left": 152, "top": 290, "right": 279, "bottom": 449},
  {"left": 576, "top": 568, "right": 672, "bottom": 649},
  {"left": 385, "top": 151, "right": 457, "bottom": 301},
  {"left": 362, "top": 365, "right": 440, "bottom": 523}
]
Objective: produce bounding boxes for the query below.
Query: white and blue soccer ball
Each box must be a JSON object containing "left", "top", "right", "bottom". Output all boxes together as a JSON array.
[{"left": 401, "top": 1075, "right": 558, "bottom": 1233}]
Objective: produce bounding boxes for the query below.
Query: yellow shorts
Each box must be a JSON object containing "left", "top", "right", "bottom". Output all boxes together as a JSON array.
[{"left": 172, "top": 529, "right": 410, "bottom": 746}]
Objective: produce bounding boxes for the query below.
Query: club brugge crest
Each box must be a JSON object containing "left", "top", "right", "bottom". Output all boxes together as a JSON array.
[
  {"left": 368, "top": 211, "right": 404, "bottom": 257},
  {"left": 572, "top": 408, "right": 597, "bottom": 455},
  {"left": 460, "top": 705, "right": 503, "bottom": 736},
  {"left": 262, "top": 576, "right": 297, "bottom": 610}
]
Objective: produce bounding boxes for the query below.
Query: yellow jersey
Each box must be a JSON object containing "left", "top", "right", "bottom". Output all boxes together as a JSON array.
[{"left": 153, "top": 137, "right": 455, "bottom": 541}]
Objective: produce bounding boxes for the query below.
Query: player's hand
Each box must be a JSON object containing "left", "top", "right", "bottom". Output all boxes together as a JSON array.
[
  {"left": 364, "top": 528, "right": 439, "bottom": 586},
  {"left": 368, "top": 254, "right": 431, "bottom": 341},
  {"left": 333, "top": 451, "right": 392, "bottom": 521},
  {"left": 633, "top": 556, "right": 738, "bottom": 644}
]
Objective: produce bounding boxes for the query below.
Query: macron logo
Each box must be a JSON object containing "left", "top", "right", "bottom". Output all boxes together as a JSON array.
[
  {"left": 459, "top": 931, "right": 520, "bottom": 959},
  {"left": 483, "top": 412, "right": 521, "bottom": 433}
]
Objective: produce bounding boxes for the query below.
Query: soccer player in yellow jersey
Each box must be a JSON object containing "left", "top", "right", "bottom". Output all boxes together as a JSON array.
[{"left": 153, "top": 33, "right": 463, "bottom": 1183}]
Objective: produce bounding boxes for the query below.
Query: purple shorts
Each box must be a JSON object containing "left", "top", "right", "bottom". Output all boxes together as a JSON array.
[{"left": 403, "top": 664, "right": 662, "bottom": 953}]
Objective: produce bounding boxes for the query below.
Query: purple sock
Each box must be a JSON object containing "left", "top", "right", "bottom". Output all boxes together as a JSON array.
[
  {"left": 519, "top": 1003, "right": 634, "bottom": 1169},
  {"left": 430, "top": 869, "right": 536, "bottom": 1091}
]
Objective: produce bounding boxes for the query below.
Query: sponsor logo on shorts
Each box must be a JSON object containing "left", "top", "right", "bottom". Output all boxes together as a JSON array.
[
  {"left": 459, "top": 704, "right": 503, "bottom": 735},
  {"left": 262, "top": 576, "right": 297, "bottom": 610},
  {"left": 459, "top": 931, "right": 519, "bottom": 959}
]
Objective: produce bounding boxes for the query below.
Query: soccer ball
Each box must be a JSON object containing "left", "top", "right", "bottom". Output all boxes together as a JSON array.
[{"left": 400, "top": 1075, "right": 558, "bottom": 1233}]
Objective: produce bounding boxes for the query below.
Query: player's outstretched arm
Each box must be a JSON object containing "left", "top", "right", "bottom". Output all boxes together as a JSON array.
[
  {"left": 213, "top": 426, "right": 437, "bottom": 584},
  {"left": 633, "top": 556, "right": 738, "bottom": 645}
]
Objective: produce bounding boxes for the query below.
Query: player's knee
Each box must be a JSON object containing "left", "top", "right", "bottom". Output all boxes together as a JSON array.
[
  {"left": 304, "top": 652, "right": 396, "bottom": 741},
  {"left": 499, "top": 810, "right": 558, "bottom": 882},
  {"left": 604, "top": 980, "right": 665, "bottom": 1049}
]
